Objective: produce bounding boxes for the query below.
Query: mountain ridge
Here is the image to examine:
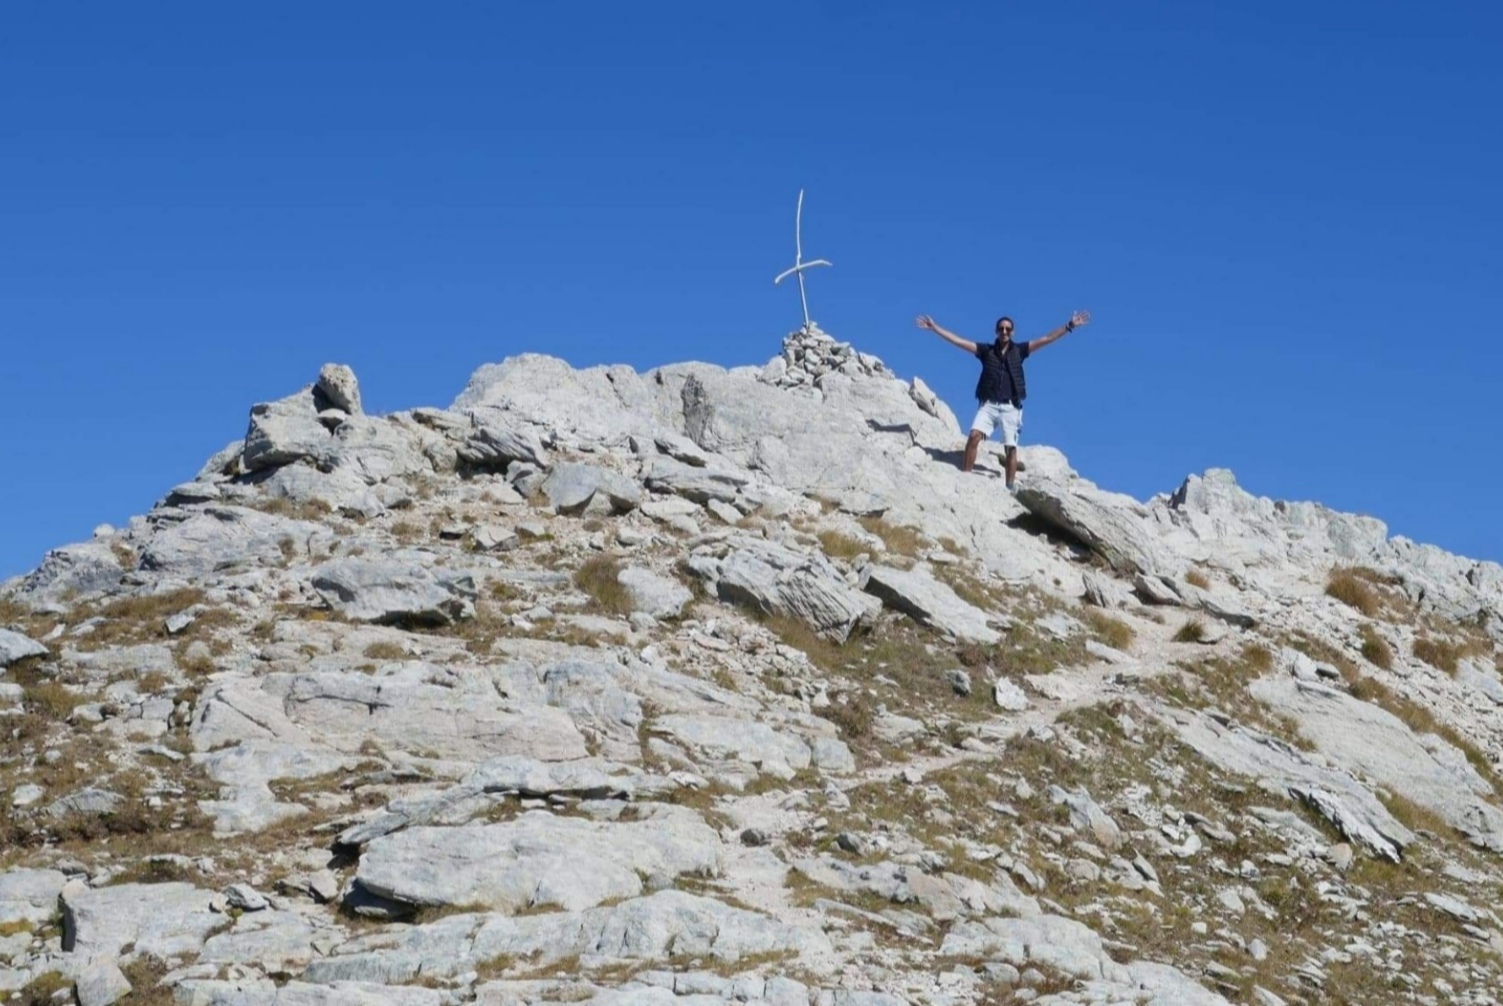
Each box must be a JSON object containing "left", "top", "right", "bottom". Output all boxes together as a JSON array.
[{"left": 1, "top": 327, "right": 1501, "bottom": 1006}]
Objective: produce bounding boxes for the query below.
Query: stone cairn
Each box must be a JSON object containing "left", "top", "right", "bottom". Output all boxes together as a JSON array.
[{"left": 758, "top": 323, "right": 890, "bottom": 390}]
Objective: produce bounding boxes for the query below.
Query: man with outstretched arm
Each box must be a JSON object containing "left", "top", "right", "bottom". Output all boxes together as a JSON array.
[{"left": 915, "top": 310, "right": 1091, "bottom": 492}]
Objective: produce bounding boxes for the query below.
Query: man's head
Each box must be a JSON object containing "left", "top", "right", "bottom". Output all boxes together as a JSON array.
[{"left": 994, "top": 316, "right": 1015, "bottom": 347}]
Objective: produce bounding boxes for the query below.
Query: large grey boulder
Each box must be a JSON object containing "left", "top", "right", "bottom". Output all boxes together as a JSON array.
[
  {"left": 242, "top": 387, "right": 336, "bottom": 473},
  {"left": 193, "top": 665, "right": 591, "bottom": 770},
  {"left": 304, "top": 891, "right": 831, "bottom": 984},
  {"left": 1016, "top": 473, "right": 1179, "bottom": 576},
  {"left": 194, "top": 738, "right": 353, "bottom": 834},
  {"left": 641, "top": 455, "right": 749, "bottom": 504},
  {"left": 338, "top": 755, "right": 668, "bottom": 846},
  {"left": 618, "top": 567, "right": 692, "bottom": 618},
  {"left": 1251, "top": 672, "right": 1503, "bottom": 852},
  {"left": 862, "top": 564, "right": 1004, "bottom": 644},
  {"left": 0, "top": 628, "right": 47, "bottom": 667},
  {"left": 652, "top": 714, "right": 813, "bottom": 779},
  {"left": 355, "top": 806, "right": 720, "bottom": 912},
  {"left": 315, "top": 363, "right": 362, "bottom": 415},
  {"left": 310, "top": 557, "right": 476, "bottom": 626},
  {"left": 140, "top": 507, "right": 332, "bottom": 577},
  {"left": 74, "top": 961, "right": 132, "bottom": 1006},
  {"left": 939, "top": 913, "right": 1129, "bottom": 982},
  {"left": 453, "top": 355, "right": 665, "bottom": 444},
  {"left": 1167, "top": 708, "right": 1413, "bottom": 861},
  {"left": 62, "top": 881, "right": 228, "bottom": 960},
  {"left": 0, "top": 869, "right": 69, "bottom": 926},
  {"left": 690, "top": 535, "right": 880, "bottom": 643},
  {"left": 13, "top": 540, "right": 124, "bottom": 600},
  {"left": 198, "top": 910, "right": 332, "bottom": 974},
  {"left": 175, "top": 982, "right": 442, "bottom": 1006},
  {"left": 541, "top": 462, "right": 642, "bottom": 513},
  {"left": 457, "top": 414, "right": 550, "bottom": 470},
  {"left": 329, "top": 414, "right": 441, "bottom": 482}
]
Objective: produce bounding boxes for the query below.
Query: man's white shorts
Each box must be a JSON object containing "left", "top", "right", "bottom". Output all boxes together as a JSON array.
[{"left": 970, "top": 401, "right": 1023, "bottom": 448}]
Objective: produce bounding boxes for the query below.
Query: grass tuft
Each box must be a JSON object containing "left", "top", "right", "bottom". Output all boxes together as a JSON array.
[
  {"left": 856, "top": 517, "right": 928, "bottom": 557},
  {"left": 1082, "top": 609, "right": 1134, "bottom": 651},
  {"left": 363, "top": 640, "right": 408, "bottom": 661},
  {"left": 1185, "top": 568, "right": 1211, "bottom": 590},
  {"left": 573, "top": 555, "right": 633, "bottom": 617},
  {"left": 1172, "top": 618, "right": 1209, "bottom": 644},
  {"left": 1359, "top": 624, "right": 1394, "bottom": 670},
  {"left": 1412, "top": 636, "right": 1465, "bottom": 676},
  {"left": 1325, "top": 568, "right": 1381, "bottom": 617},
  {"left": 816, "top": 530, "right": 867, "bottom": 562}
]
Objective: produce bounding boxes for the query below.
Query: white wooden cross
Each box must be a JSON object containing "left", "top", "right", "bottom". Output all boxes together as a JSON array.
[{"left": 773, "top": 189, "right": 832, "bottom": 332}]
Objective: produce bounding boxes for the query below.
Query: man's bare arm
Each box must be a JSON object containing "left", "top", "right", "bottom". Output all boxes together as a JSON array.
[
  {"left": 915, "top": 315, "right": 978, "bottom": 354},
  {"left": 1026, "top": 310, "right": 1091, "bottom": 353}
]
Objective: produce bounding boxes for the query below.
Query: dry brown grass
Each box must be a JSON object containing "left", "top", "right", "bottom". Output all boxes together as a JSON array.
[
  {"left": 174, "top": 641, "right": 216, "bottom": 676},
  {"left": 1411, "top": 635, "right": 1479, "bottom": 676},
  {"left": 759, "top": 612, "right": 1017, "bottom": 750},
  {"left": 816, "top": 529, "right": 867, "bottom": 561},
  {"left": 363, "top": 640, "right": 409, "bottom": 661},
  {"left": 119, "top": 956, "right": 175, "bottom": 1006},
  {"left": 573, "top": 554, "right": 632, "bottom": 617},
  {"left": 1379, "top": 791, "right": 1455, "bottom": 839},
  {"left": 251, "top": 496, "right": 333, "bottom": 521},
  {"left": 1326, "top": 568, "right": 1381, "bottom": 617},
  {"left": 857, "top": 516, "right": 928, "bottom": 557},
  {"left": 1082, "top": 609, "right": 1134, "bottom": 651},
  {"left": 1359, "top": 624, "right": 1394, "bottom": 670},
  {"left": 13, "top": 971, "right": 71, "bottom": 1006},
  {"left": 821, "top": 691, "right": 877, "bottom": 739},
  {"left": 1172, "top": 617, "right": 1209, "bottom": 643},
  {"left": 1184, "top": 568, "right": 1211, "bottom": 590},
  {"left": 1145, "top": 643, "right": 1306, "bottom": 747},
  {"left": 390, "top": 520, "right": 424, "bottom": 544}
]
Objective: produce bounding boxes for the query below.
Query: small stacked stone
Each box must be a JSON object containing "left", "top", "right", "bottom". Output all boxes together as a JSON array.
[{"left": 758, "top": 323, "right": 889, "bottom": 389}]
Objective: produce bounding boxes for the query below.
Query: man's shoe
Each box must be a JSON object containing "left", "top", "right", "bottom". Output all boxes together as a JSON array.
[{"left": 1005, "top": 482, "right": 1018, "bottom": 494}]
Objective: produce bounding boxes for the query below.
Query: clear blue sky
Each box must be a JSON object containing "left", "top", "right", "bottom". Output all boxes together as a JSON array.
[{"left": 3, "top": 2, "right": 1501, "bottom": 580}]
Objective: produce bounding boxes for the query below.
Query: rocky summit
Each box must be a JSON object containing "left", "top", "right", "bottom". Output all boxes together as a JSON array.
[{"left": 3, "top": 327, "right": 1503, "bottom": 1006}]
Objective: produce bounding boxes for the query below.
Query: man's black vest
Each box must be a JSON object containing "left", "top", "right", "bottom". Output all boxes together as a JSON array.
[{"left": 975, "top": 341, "right": 1027, "bottom": 405}]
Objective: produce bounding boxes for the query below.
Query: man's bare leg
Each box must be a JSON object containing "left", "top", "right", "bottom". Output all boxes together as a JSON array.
[
  {"left": 1005, "top": 447, "right": 1019, "bottom": 488},
  {"left": 963, "top": 431, "right": 984, "bottom": 472}
]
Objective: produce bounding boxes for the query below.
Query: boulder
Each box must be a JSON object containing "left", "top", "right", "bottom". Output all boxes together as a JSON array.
[
  {"left": 1251, "top": 673, "right": 1503, "bottom": 853},
  {"left": 315, "top": 363, "right": 362, "bottom": 415},
  {"left": 74, "top": 962, "right": 132, "bottom": 1006},
  {"left": 140, "top": 506, "right": 332, "bottom": 577},
  {"left": 653, "top": 714, "right": 813, "bottom": 779},
  {"left": 63, "top": 881, "right": 228, "bottom": 960},
  {"left": 173, "top": 982, "right": 442, "bottom": 1006},
  {"left": 457, "top": 415, "right": 550, "bottom": 470},
  {"left": 642, "top": 455, "right": 748, "bottom": 504},
  {"left": 355, "top": 806, "right": 719, "bottom": 912},
  {"left": 242, "top": 387, "right": 335, "bottom": 472},
  {"left": 1016, "top": 475, "right": 1178, "bottom": 576},
  {"left": 1168, "top": 708, "right": 1412, "bottom": 861},
  {"left": 862, "top": 564, "right": 1005, "bottom": 644},
  {"left": 304, "top": 891, "right": 830, "bottom": 984},
  {"left": 13, "top": 540, "right": 124, "bottom": 600},
  {"left": 0, "top": 869, "right": 68, "bottom": 927},
  {"left": 541, "top": 462, "right": 642, "bottom": 514},
  {"left": 618, "top": 567, "right": 692, "bottom": 618},
  {"left": 692, "top": 535, "right": 880, "bottom": 643},
  {"left": 0, "top": 629, "right": 47, "bottom": 667},
  {"left": 310, "top": 557, "right": 475, "bottom": 626},
  {"left": 338, "top": 755, "right": 666, "bottom": 846}
]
